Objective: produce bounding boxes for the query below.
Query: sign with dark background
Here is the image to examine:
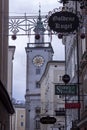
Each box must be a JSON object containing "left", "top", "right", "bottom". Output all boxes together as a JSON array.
[
  {"left": 40, "top": 116, "right": 56, "bottom": 124},
  {"left": 48, "top": 11, "right": 79, "bottom": 33}
]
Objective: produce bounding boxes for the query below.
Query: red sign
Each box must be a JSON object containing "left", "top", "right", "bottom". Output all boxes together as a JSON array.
[{"left": 65, "top": 103, "right": 81, "bottom": 109}]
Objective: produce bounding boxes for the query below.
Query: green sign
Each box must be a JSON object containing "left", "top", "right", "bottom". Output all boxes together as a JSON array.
[{"left": 55, "top": 85, "right": 77, "bottom": 95}]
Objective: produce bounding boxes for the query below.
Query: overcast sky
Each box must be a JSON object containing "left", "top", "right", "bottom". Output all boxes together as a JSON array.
[{"left": 9, "top": 0, "right": 65, "bottom": 101}]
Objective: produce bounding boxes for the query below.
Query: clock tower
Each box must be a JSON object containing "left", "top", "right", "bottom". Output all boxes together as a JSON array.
[{"left": 25, "top": 9, "right": 54, "bottom": 130}]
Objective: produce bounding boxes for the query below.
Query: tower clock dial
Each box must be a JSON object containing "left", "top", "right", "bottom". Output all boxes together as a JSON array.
[{"left": 33, "top": 55, "right": 44, "bottom": 67}]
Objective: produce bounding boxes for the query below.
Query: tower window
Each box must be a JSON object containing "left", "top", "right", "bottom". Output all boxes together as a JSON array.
[
  {"left": 59, "top": 76, "right": 62, "bottom": 81},
  {"left": 58, "top": 75, "right": 63, "bottom": 82},
  {"left": 21, "top": 122, "right": 24, "bottom": 126},
  {"left": 36, "top": 82, "right": 40, "bottom": 88},
  {"left": 35, "top": 107, "right": 40, "bottom": 114},
  {"left": 21, "top": 115, "right": 23, "bottom": 118},
  {"left": 36, "top": 68, "right": 41, "bottom": 74}
]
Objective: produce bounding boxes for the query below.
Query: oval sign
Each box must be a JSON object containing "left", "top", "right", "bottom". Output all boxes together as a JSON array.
[
  {"left": 62, "top": 74, "right": 70, "bottom": 84},
  {"left": 48, "top": 11, "right": 79, "bottom": 33},
  {"left": 40, "top": 116, "right": 56, "bottom": 124}
]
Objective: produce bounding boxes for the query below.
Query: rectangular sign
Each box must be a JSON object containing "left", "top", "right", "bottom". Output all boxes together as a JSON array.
[
  {"left": 55, "top": 85, "right": 77, "bottom": 95},
  {"left": 65, "top": 103, "right": 81, "bottom": 109}
]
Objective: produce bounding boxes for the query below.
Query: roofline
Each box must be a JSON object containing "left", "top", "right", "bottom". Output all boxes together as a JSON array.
[{"left": 39, "top": 60, "right": 65, "bottom": 84}]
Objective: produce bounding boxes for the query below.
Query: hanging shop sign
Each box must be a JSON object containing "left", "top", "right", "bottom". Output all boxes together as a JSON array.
[
  {"left": 62, "top": 74, "right": 70, "bottom": 84},
  {"left": 55, "top": 84, "right": 77, "bottom": 95},
  {"left": 65, "top": 103, "right": 81, "bottom": 109},
  {"left": 48, "top": 11, "right": 79, "bottom": 33},
  {"left": 40, "top": 116, "right": 56, "bottom": 124}
]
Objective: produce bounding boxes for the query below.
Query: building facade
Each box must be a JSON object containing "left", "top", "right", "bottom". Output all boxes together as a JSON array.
[
  {"left": 61, "top": 0, "right": 87, "bottom": 129},
  {"left": 0, "top": 1, "right": 14, "bottom": 130},
  {"left": 8, "top": 46, "right": 16, "bottom": 130},
  {"left": 25, "top": 10, "right": 54, "bottom": 130},
  {"left": 77, "top": 0, "right": 87, "bottom": 129},
  {"left": 12, "top": 102, "right": 25, "bottom": 130},
  {"left": 7, "top": 46, "right": 16, "bottom": 98},
  {"left": 39, "top": 61, "right": 65, "bottom": 130}
]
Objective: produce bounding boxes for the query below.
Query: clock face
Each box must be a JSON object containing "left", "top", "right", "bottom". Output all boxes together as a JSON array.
[{"left": 33, "top": 55, "right": 44, "bottom": 67}]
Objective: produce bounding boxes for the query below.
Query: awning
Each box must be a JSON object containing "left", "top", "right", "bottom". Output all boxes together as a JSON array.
[{"left": 0, "top": 81, "right": 15, "bottom": 114}]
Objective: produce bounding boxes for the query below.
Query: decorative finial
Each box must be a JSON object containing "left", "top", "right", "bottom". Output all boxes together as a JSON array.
[
  {"left": 39, "top": 2, "right": 41, "bottom": 12},
  {"left": 38, "top": 3, "right": 41, "bottom": 19}
]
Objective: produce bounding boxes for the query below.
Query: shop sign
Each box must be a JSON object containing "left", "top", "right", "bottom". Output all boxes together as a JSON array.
[
  {"left": 55, "top": 84, "right": 77, "bottom": 95},
  {"left": 48, "top": 11, "right": 79, "bottom": 33},
  {"left": 40, "top": 116, "right": 56, "bottom": 124},
  {"left": 62, "top": 74, "right": 70, "bottom": 84},
  {"left": 65, "top": 103, "right": 81, "bottom": 109}
]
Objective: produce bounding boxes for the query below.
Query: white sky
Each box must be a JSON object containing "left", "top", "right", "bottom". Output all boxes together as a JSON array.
[{"left": 9, "top": 0, "right": 65, "bottom": 101}]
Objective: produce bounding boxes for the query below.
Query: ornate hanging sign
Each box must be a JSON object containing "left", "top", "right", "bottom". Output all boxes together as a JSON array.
[
  {"left": 40, "top": 116, "right": 56, "bottom": 124},
  {"left": 48, "top": 11, "right": 79, "bottom": 33}
]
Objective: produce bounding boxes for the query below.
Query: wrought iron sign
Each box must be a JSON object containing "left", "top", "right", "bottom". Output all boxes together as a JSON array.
[
  {"left": 9, "top": 6, "right": 82, "bottom": 39},
  {"left": 48, "top": 11, "right": 79, "bottom": 33}
]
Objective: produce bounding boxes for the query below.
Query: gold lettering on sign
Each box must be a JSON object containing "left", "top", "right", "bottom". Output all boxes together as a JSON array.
[
  {"left": 53, "top": 16, "right": 75, "bottom": 22},
  {"left": 55, "top": 23, "right": 72, "bottom": 30}
]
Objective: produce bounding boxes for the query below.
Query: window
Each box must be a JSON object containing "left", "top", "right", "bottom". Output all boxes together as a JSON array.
[
  {"left": 82, "top": 38, "right": 86, "bottom": 54},
  {"left": 35, "top": 119, "right": 40, "bottom": 129},
  {"left": 74, "top": 45, "right": 77, "bottom": 65},
  {"left": 36, "top": 81, "right": 40, "bottom": 88},
  {"left": 81, "top": 27, "right": 86, "bottom": 54},
  {"left": 21, "top": 122, "right": 24, "bottom": 126},
  {"left": 59, "top": 107, "right": 65, "bottom": 111},
  {"left": 59, "top": 95, "right": 64, "bottom": 98},
  {"left": 55, "top": 109, "right": 65, "bottom": 116},
  {"left": 36, "top": 68, "right": 41, "bottom": 75},
  {"left": 21, "top": 115, "right": 23, "bottom": 118},
  {"left": 35, "top": 107, "right": 40, "bottom": 114},
  {"left": 71, "top": 52, "right": 75, "bottom": 78},
  {"left": 58, "top": 75, "right": 63, "bottom": 82},
  {"left": 59, "top": 76, "right": 62, "bottom": 81}
]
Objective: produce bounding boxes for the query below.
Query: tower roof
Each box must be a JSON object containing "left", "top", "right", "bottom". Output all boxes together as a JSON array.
[{"left": 34, "top": 8, "right": 45, "bottom": 32}]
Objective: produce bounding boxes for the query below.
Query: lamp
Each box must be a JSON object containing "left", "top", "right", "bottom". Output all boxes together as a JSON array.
[{"left": 11, "top": 34, "right": 17, "bottom": 40}]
